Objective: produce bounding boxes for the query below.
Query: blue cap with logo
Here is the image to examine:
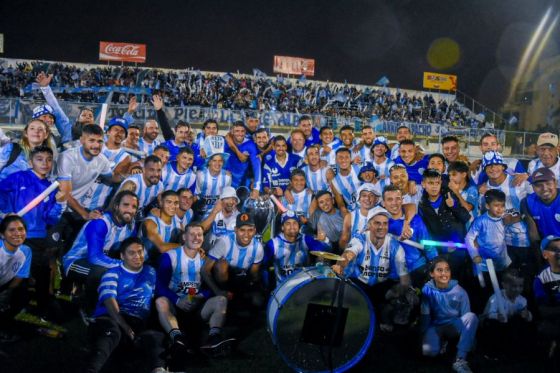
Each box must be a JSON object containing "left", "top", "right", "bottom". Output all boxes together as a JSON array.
[
  {"left": 372, "top": 136, "right": 390, "bottom": 151},
  {"left": 32, "top": 104, "right": 55, "bottom": 121},
  {"left": 281, "top": 210, "right": 301, "bottom": 225},
  {"left": 107, "top": 117, "right": 129, "bottom": 136},
  {"left": 482, "top": 151, "right": 506, "bottom": 169}
]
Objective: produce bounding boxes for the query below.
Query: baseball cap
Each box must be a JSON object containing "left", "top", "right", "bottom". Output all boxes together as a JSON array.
[
  {"left": 220, "top": 186, "right": 240, "bottom": 203},
  {"left": 107, "top": 117, "right": 129, "bottom": 136},
  {"left": 357, "top": 182, "right": 381, "bottom": 197},
  {"left": 482, "top": 151, "right": 506, "bottom": 169},
  {"left": 280, "top": 210, "right": 301, "bottom": 225},
  {"left": 32, "top": 104, "right": 55, "bottom": 121},
  {"left": 236, "top": 212, "right": 256, "bottom": 228},
  {"left": 358, "top": 162, "right": 379, "bottom": 181},
  {"left": 372, "top": 136, "right": 390, "bottom": 151},
  {"left": 366, "top": 206, "right": 392, "bottom": 221},
  {"left": 537, "top": 132, "right": 559, "bottom": 147},
  {"left": 540, "top": 235, "right": 560, "bottom": 251},
  {"left": 531, "top": 167, "right": 556, "bottom": 184}
]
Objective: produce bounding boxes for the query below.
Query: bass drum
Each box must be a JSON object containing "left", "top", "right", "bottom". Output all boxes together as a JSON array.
[{"left": 267, "top": 266, "right": 375, "bottom": 373}]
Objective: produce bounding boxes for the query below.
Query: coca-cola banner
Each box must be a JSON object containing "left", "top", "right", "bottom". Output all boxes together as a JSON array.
[
  {"left": 99, "top": 41, "right": 146, "bottom": 63},
  {"left": 273, "top": 56, "right": 315, "bottom": 76}
]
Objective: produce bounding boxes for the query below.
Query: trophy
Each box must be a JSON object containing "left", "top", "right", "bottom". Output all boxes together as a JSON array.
[{"left": 242, "top": 196, "right": 275, "bottom": 241}]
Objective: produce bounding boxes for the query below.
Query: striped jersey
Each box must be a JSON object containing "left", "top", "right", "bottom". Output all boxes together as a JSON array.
[
  {"left": 0, "top": 240, "right": 32, "bottom": 287},
  {"left": 352, "top": 144, "right": 373, "bottom": 164},
  {"left": 345, "top": 234, "right": 408, "bottom": 286},
  {"left": 331, "top": 164, "right": 362, "bottom": 211},
  {"left": 165, "top": 247, "right": 205, "bottom": 297},
  {"left": 211, "top": 210, "right": 239, "bottom": 237},
  {"left": 118, "top": 173, "right": 164, "bottom": 209},
  {"left": 527, "top": 157, "right": 560, "bottom": 182},
  {"left": 143, "top": 214, "right": 184, "bottom": 255},
  {"left": 300, "top": 164, "right": 330, "bottom": 194},
  {"left": 350, "top": 209, "right": 369, "bottom": 234},
  {"left": 465, "top": 212, "right": 511, "bottom": 271},
  {"left": 138, "top": 138, "right": 160, "bottom": 155},
  {"left": 162, "top": 162, "right": 196, "bottom": 192},
  {"left": 195, "top": 169, "right": 232, "bottom": 217},
  {"left": 282, "top": 189, "right": 313, "bottom": 219},
  {"left": 209, "top": 232, "right": 264, "bottom": 270},
  {"left": 93, "top": 264, "right": 156, "bottom": 320},
  {"left": 372, "top": 157, "right": 394, "bottom": 190}
]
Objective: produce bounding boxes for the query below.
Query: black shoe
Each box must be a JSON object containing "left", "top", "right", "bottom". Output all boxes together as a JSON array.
[{"left": 200, "top": 334, "right": 236, "bottom": 357}]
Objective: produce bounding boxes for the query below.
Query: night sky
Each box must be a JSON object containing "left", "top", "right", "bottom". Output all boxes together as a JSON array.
[{"left": 1, "top": 0, "right": 557, "bottom": 111}]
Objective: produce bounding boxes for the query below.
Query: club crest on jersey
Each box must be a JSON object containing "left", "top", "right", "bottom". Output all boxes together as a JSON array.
[{"left": 555, "top": 213, "right": 560, "bottom": 222}]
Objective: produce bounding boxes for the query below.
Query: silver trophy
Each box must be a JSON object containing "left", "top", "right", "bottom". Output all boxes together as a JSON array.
[{"left": 242, "top": 196, "right": 275, "bottom": 241}]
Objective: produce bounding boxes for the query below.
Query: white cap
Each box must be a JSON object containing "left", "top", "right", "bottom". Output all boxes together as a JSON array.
[
  {"left": 357, "top": 183, "right": 381, "bottom": 197},
  {"left": 366, "top": 206, "right": 392, "bottom": 221},
  {"left": 220, "top": 186, "right": 240, "bottom": 203}
]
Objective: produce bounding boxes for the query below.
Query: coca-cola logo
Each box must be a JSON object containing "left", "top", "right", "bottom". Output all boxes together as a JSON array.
[{"left": 104, "top": 44, "right": 140, "bottom": 56}]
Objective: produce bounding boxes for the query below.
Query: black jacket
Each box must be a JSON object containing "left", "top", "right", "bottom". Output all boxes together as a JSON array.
[{"left": 418, "top": 188, "right": 471, "bottom": 242}]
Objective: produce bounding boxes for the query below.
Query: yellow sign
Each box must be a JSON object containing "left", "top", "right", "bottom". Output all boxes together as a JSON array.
[{"left": 423, "top": 72, "right": 457, "bottom": 91}]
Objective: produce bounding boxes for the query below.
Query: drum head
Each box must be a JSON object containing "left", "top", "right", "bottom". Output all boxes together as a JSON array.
[{"left": 272, "top": 277, "right": 375, "bottom": 372}]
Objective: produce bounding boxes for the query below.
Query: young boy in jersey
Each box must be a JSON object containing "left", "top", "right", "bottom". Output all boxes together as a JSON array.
[
  {"left": 85, "top": 237, "right": 166, "bottom": 373},
  {"left": 0, "top": 216, "right": 31, "bottom": 342},
  {"left": 466, "top": 189, "right": 511, "bottom": 310},
  {"left": 156, "top": 223, "right": 235, "bottom": 361},
  {"left": 480, "top": 268, "right": 533, "bottom": 359},
  {"left": 0, "top": 146, "right": 65, "bottom": 318},
  {"left": 161, "top": 146, "right": 196, "bottom": 192},
  {"left": 143, "top": 190, "right": 183, "bottom": 265},
  {"left": 370, "top": 136, "right": 394, "bottom": 190},
  {"left": 534, "top": 236, "right": 560, "bottom": 355},
  {"left": 420, "top": 257, "right": 478, "bottom": 373},
  {"left": 448, "top": 161, "right": 479, "bottom": 226}
]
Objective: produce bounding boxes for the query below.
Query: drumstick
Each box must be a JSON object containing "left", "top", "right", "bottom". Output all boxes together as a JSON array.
[
  {"left": 98, "top": 103, "right": 108, "bottom": 129},
  {"left": 17, "top": 181, "right": 60, "bottom": 217},
  {"left": 269, "top": 194, "right": 288, "bottom": 213},
  {"left": 486, "top": 259, "right": 507, "bottom": 321}
]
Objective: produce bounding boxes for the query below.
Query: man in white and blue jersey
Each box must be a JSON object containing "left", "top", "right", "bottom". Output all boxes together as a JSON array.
[
  {"left": 351, "top": 125, "right": 375, "bottom": 164},
  {"left": 330, "top": 147, "right": 362, "bottom": 215},
  {"left": 371, "top": 136, "right": 394, "bottom": 191},
  {"left": 202, "top": 213, "right": 264, "bottom": 307},
  {"left": 138, "top": 119, "right": 160, "bottom": 155},
  {"left": 281, "top": 169, "right": 313, "bottom": 224},
  {"left": 143, "top": 191, "right": 183, "bottom": 264},
  {"left": 299, "top": 145, "right": 329, "bottom": 194},
  {"left": 56, "top": 124, "right": 116, "bottom": 253},
  {"left": 262, "top": 135, "right": 302, "bottom": 197},
  {"left": 81, "top": 117, "right": 132, "bottom": 211},
  {"left": 339, "top": 183, "right": 379, "bottom": 249},
  {"left": 289, "top": 129, "right": 307, "bottom": 158},
  {"left": 527, "top": 132, "right": 560, "bottom": 182},
  {"left": 224, "top": 121, "right": 261, "bottom": 200},
  {"left": 0, "top": 216, "right": 32, "bottom": 338},
  {"left": 162, "top": 121, "right": 199, "bottom": 163},
  {"left": 522, "top": 168, "right": 560, "bottom": 245},
  {"left": 339, "top": 125, "right": 359, "bottom": 163},
  {"left": 63, "top": 191, "right": 138, "bottom": 309},
  {"left": 195, "top": 153, "right": 232, "bottom": 219},
  {"left": 394, "top": 139, "right": 429, "bottom": 185},
  {"left": 156, "top": 223, "right": 235, "bottom": 358},
  {"left": 288, "top": 115, "right": 320, "bottom": 148},
  {"left": 332, "top": 207, "right": 410, "bottom": 323},
  {"left": 116, "top": 155, "right": 164, "bottom": 218},
  {"left": 265, "top": 211, "right": 330, "bottom": 284},
  {"left": 383, "top": 184, "right": 436, "bottom": 287},
  {"left": 390, "top": 125, "right": 412, "bottom": 160},
  {"left": 176, "top": 188, "right": 195, "bottom": 227},
  {"left": 85, "top": 237, "right": 166, "bottom": 373},
  {"left": 161, "top": 147, "right": 196, "bottom": 192},
  {"left": 201, "top": 186, "right": 240, "bottom": 248},
  {"left": 482, "top": 151, "right": 534, "bottom": 273},
  {"left": 319, "top": 126, "right": 343, "bottom": 167}
]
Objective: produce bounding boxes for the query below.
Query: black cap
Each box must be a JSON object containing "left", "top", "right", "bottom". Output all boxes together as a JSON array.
[{"left": 236, "top": 212, "right": 256, "bottom": 228}]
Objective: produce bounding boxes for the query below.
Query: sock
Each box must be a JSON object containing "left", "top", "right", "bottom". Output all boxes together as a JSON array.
[
  {"left": 169, "top": 328, "right": 183, "bottom": 342},
  {"left": 209, "top": 327, "right": 221, "bottom": 336}
]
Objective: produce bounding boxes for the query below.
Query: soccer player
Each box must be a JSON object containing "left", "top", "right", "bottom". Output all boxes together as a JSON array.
[
  {"left": 155, "top": 223, "right": 235, "bottom": 357},
  {"left": 143, "top": 190, "right": 183, "bottom": 263},
  {"left": 330, "top": 147, "right": 361, "bottom": 215},
  {"left": 202, "top": 213, "right": 264, "bottom": 307},
  {"left": 370, "top": 136, "right": 394, "bottom": 190},
  {"left": 318, "top": 126, "right": 342, "bottom": 166},
  {"left": 339, "top": 183, "right": 379, "bottom": 249},
  {"left": 299, "top": 145, "right": 330, "bottom": 194},
  {"left": 265, "top": 211, "right": 330, "bottom": 283},
  {"left": 288, "top": 115, "right": 320, "bottom": 148},
  {"left": 176, "top": 188, "right": 194, "bottom": 227},
  {"left": 85, "top": 238, "right": 166, "bottom": 373},
  {"left": 394, "top": 139, "right": 429, "bottom": 184},
  {"left": 420, "top": 257, "right": 478, "bottom": 373},
  {"left": 138, "top": 119, "right": 161, "bottom": 155},
  {"left": 162, "top": 120, "right": 197, "bottom": 163},
  {"left": 161, "top": 146, "right": 196, "bottom": 192},
  {"left": 339, "top": 125, "right": 358, "bottom": 163},
  {"left": 0, "top": 216, "right": 32, "bottom": 342},
  {"left": 224, "top": 121, "right": 261, "bottom": 199},
  {"left": 390, "top": 125, "right": 412, "bottom": 160},
  {"left": 122, "top": 124, "right": 143, "bottom": 162},
  {"left": 63, "top": 191, "right": 138, "bottom": 309},
  {"left": 262, "top": 135, "right": 302, "bottom": 197},
  {"left": 352, "top": 125, "right": 375, "bottom": 164},
  {"left": 200, "top": 186, "right": 240, "bottom": 245},
  {"left": 194, "top": 153, "right": 232, "bottom": 219},
  {"left": 116, "top": 155, "right": 164, "bottom": 215}
]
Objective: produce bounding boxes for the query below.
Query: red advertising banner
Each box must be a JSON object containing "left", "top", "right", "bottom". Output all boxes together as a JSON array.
[
  {"left": 273, "top": 55, "right": 315, "bottom": 76},
  {"left": 99, "top": 41, "right": 146, "bottom": 63}
]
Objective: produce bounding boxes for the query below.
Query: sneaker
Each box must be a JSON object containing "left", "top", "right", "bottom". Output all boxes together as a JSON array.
[
  {"left": 452, "top": 358, "right": 473, "bottom": 373},
  {"left": 200, "top": 333, "right": 236, "bottom": 357}
]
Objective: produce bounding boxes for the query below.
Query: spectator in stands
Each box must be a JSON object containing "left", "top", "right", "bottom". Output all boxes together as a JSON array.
[{"left": 528, "top": 133, "right": 560, "bottom": 181}]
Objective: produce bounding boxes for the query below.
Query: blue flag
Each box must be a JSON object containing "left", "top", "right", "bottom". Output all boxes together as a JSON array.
[
  {"left": 376, "top": 76, "right": 390, "bottom": 86},
  {"left": 253, "top": 68, "right": 267, "bottom": 78}
]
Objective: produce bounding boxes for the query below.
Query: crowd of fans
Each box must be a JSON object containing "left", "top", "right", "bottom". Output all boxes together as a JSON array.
[{"left": 0, "top": 60, "right": 477, "bottom": 127}]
